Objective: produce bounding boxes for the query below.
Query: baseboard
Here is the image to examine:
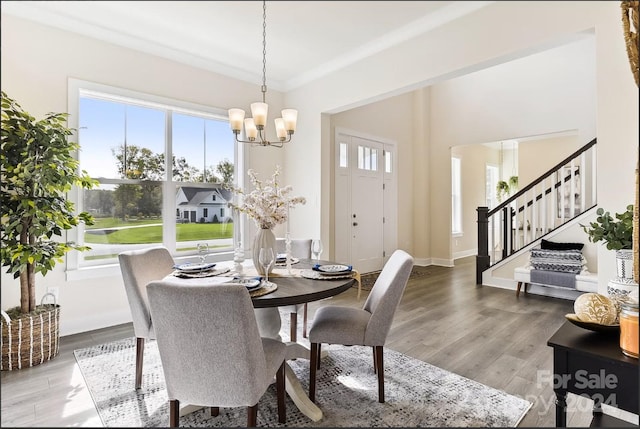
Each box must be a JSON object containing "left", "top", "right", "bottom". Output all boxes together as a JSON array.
[
  {"left": 431, "top": 258, "right": 454, "bottom": 267},
  {"left": 453, "top": 248, "right": 477, "bottom": 260},
  {"left": 413, "top": 257, "right": 432, "bottom": 267}
]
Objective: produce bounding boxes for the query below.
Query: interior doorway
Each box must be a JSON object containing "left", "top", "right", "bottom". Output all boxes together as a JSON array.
[{"left": 334, "top": 129, "right": 397, "bottom": 273}]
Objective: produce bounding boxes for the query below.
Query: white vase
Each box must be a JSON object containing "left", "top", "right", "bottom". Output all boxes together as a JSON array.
[{"left": 252, "top": 228, "right": 276, "bottom": 275}]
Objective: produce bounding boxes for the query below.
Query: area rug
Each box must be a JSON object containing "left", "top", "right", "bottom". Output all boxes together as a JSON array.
[{"left": 74, "top": 329, "right": 531, "bottom": 427}]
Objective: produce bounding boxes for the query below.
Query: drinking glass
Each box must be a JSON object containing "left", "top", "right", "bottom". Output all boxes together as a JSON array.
[
  {"left": 197, "top": 243, "right": 209, "bottom": 264},
  {"left": 259, "top": 247, "right": 275, "bottom": 285},
  {"left": 311, "top": 239, "right": 323, "bottom": 264}
]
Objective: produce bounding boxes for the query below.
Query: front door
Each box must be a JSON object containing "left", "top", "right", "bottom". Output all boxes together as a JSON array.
[{"left": 335, "top": 131, "right": 396, "bottom": 273}]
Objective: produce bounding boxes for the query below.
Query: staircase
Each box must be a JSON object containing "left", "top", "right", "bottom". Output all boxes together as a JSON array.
[{"left": 476, "top": 138, "right": 597, "bottom": 283}]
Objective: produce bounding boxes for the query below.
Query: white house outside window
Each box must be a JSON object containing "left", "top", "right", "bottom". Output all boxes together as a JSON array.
[{"left": 68, "top": 81, "right": 240, "bottom": 272}]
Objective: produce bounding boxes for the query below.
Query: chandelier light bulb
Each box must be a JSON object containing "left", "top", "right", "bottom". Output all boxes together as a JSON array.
[{"left": 281, "top": 109, "right": 298, "bottom": 133}]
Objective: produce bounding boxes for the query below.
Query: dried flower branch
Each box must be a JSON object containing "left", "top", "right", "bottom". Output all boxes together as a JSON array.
[{"left": 226, "top": 165, "right": 306, "bottom": 229}]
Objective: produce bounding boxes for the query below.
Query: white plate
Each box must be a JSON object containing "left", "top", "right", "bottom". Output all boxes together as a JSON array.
[
  {"left": 317, "top": 264, "right": 351, "bottom": 273},
  {"left": 175, "top": 262, "right": 217, "bottom": 272},
  {"left": 301, "top": 269, "right": 355, "bottom": 280},
  {"left": 232, "top": 277, "right": 262, "bottom": 289}
]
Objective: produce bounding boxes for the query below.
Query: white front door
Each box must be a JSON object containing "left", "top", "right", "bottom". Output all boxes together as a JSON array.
[{"left": 334, "top": 130, "right": 397, "bottom": 273}]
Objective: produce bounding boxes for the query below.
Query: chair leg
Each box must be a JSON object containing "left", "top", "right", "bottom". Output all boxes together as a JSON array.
[
  {"left": 247, "top": 404, "right": 258, "bottom": 427},
  {"left": 309, "top": 342, "right": 318, "bottom": 403},
  {"left": 169, "top": 399, "right": 180, "bottom": 427},
  {"left": 316, "top": 343, "right": 322, "bottom": 369},
  {"left": 210, "top": 407, "right": 219, "bottom": 417},
  {"left": 373, "top": 346, "right": 377, "bottom": 373},
  {"left": 276, "top": 362, "right": 286, "bottom": 423},
  {"left": 375, "top": 346, "right": 385, "bottom": 403},
  {"left": 516, "top": 282, "right": 522, "bottom": 297},
  {"left": 302, "top": 303, "right": 308, "bottom": 338},
  {"left": 290, "top": 312, "right": 297, "bottom": 343},
  {"left": 135, "top": 337, "right": 144, "bottom": 390}
]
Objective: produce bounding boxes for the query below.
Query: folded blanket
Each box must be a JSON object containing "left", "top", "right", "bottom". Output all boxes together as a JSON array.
[
  {"left": 529, "top": 249, "right": 584, "bottom": 274},
  {"left": 530, "top": 269, "right": 576, "bottom": 289}
]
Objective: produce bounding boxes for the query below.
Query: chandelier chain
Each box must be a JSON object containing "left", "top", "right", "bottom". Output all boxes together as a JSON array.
[{"left": 261, "top": 0, "right": 267, "bottom": 103}]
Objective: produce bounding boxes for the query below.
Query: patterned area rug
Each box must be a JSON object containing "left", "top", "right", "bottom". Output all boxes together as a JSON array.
[{"left": 74, "top": 319, "right": 531, "bottom": 427}]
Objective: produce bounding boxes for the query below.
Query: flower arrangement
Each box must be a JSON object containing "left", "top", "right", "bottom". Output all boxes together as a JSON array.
[{"left": 226, "top": 165, "right": 306, "bottom": 229}]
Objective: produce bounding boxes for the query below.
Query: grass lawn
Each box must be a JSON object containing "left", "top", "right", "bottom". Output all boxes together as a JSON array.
[{"left": 85, "top": 219, "right": 233, "bottom": 244}]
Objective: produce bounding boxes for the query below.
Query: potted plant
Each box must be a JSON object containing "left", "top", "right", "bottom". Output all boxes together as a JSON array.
[
  {"left": 581, "top": 204, "right": 634, "bottom": 281},
  {"left": 1, "top": 91, "right": 96, "bottom": 370},
  {"left": 496, "top": 180, "right": 510, "bottom": 202}
]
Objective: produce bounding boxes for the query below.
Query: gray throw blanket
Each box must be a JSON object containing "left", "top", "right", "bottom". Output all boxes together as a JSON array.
[{"left": 530, "top": 269, "right": 576, "bottom": 289}]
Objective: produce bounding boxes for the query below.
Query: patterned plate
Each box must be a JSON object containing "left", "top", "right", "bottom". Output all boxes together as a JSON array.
[
  {"left": 174, "top": 262, "right": 217, "bottom": 272},
  {"left": 227, "top": 277, "right": 262, "bottom": 289},
  {"left": 172, "top": 266, "right": 230, "bottom": 278},
  {"left": 301, "top": 269, "right": 355, "bottom": 280}
]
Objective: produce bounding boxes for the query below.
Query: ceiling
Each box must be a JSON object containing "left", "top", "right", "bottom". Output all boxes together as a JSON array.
[{"left": 1, "top": 1, "right": 493, "bottom": 91}]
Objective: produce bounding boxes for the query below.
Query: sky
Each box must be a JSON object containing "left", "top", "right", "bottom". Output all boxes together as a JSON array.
[{"left": 78, "top": 96, "right": 235, "bottom": 180}]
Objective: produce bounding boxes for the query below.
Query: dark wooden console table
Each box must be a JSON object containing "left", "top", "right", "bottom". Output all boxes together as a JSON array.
[{"left": 547, "top": 321, "right": 639, "bottom": 427}]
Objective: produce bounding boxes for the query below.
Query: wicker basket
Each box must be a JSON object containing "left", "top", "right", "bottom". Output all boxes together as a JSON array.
[{"left": 1, "top": 293, "right": 60, "bottom": 371}]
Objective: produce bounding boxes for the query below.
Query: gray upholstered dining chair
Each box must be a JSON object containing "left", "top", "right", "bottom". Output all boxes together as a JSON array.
[
  {"left": 308, "top": 249, "right": 413, "bottom": 403},
  {"left": 118, "top": 246, "right": 175, "bottom": 390},
  {"left": 275, "top": 238, "right": 312, "bottom": 342},
  {"left": 146, "top": 281, "right": 287, "bottom": 427}
]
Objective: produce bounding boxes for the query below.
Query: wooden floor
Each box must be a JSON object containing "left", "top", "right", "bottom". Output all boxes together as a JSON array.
[{"left": 1, "top": 256, "right": 598, "bottom": 427}]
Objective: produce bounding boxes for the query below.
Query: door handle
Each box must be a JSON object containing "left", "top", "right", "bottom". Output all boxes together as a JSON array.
[{"left": 353, "top": 222, "right": 358, "bottom": 226}]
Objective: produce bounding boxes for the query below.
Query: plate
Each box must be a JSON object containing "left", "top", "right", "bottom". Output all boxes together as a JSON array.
[
  {"left": 172, "top": 266, "right": 230, "bottom": 278},
  {"left": 301, "top": 269, "right": 355, "bottom": 280},
  {"left": 275, "top": 257, "right": 300, "bottom": 266},
  {"left": 231, "top": 277, "right": 262, "bottom": 289},
  {"left": 565, "top": 314, "right": 620, "bottom": 334},
  {"left": 175, "top": 262, "right": 217, "bottom": 272},
  {"left": 316, "top": 264, "right": 352, "bottom": 274},
  {"left": 316, "top": 264, "right": 351, "bottom": 273}
]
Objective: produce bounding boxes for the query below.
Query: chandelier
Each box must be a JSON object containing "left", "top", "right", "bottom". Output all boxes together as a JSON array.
[{"left": 228, "top": 0, "right": 297, "bottom": 147}]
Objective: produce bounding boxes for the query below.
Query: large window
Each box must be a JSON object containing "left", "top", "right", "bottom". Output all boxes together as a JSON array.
[{"left": 71, "top": 82, "right": 240, "bottom": 270}]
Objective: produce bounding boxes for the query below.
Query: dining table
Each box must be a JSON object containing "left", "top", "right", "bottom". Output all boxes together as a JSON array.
[{"left": 164, "top": 257, "right": 358, "bottom": 422}]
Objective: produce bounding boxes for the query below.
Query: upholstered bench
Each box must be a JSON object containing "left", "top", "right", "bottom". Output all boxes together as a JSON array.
[{"left": 514, "top": 266, "right": 598, "bottom": 297}]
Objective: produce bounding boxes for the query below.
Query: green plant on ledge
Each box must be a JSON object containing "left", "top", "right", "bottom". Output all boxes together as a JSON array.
[
  {"left": 581, "top": 204, "right": 634, "bottom": 251},
  {"left": 1, "top": 91, "right": 97, "bottom": 316}
]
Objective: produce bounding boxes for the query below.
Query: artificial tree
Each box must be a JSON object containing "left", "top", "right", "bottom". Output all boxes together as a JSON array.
[{"left": 1, "top": 91, "right": 95, "bottom": 329}]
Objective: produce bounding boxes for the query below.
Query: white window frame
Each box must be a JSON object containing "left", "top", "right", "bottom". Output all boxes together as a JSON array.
[{"left": 66, "top": 79, "right": 244, "bottom": 280}]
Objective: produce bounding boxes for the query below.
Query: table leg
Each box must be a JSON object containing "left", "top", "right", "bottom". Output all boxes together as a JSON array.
[
  {"left": 254, "top": 307, "right": 324, "bottom": 422},
  {"left": 554, "top": 390, "right": 567, "bottom": 427}
]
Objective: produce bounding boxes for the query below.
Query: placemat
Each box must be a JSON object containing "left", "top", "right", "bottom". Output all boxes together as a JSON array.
[{"left": 249, "top": 281, "right": 277, "bottom": 297}]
